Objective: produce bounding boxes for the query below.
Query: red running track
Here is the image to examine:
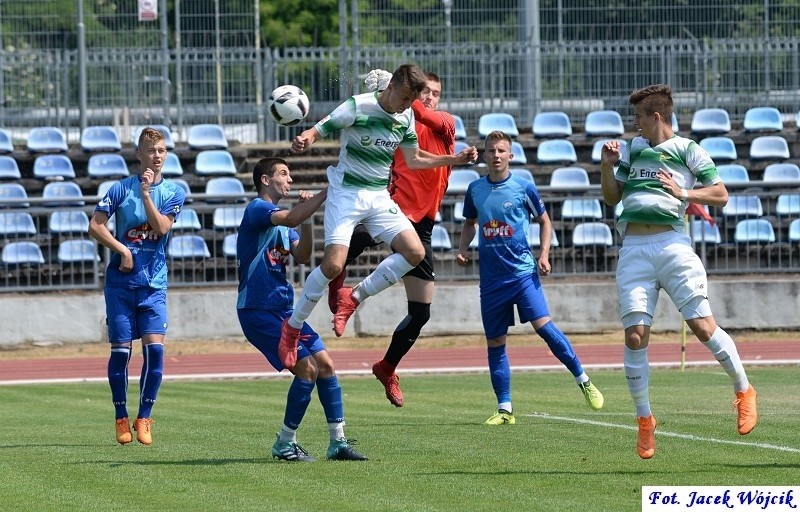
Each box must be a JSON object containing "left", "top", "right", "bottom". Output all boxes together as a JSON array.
[{"left": 1, "top": 340, "right": 798, "bottom": 384}]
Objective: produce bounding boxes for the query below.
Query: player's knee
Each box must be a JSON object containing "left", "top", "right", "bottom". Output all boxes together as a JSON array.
[
  {"left": 292, "top": 357, "right": 318, "bottom": 381},
  {"left": 408, "top": 301, "right": 431, "bottom": 329},
  {"left": 321, "top": 260, "right": 345, "bottom": 279},
  {"left": 407, "top": 246, "right": 425, "bottom": 266}
]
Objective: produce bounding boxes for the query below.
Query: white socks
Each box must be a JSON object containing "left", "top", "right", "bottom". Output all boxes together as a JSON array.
[
  {"left": 624, "top": 346, "right": 652, "bottom": 418},
  {"left": 704, "top": 327, "right": 750, "bottom": 393},
  {"left": 353, "top": 253, "right": 414, "bottom": 302},
  {"left": 289, "top": 266, "right": 330, "bottom": 328}
]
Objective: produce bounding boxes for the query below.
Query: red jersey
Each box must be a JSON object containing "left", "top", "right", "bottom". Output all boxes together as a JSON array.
[{"left": 388, "top": 100, "right": 456, "bottom": 223}]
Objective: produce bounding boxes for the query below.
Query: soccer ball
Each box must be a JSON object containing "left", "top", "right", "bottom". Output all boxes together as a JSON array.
[{"left": 268, "top": 85, "right": 310, "bottom": 126}]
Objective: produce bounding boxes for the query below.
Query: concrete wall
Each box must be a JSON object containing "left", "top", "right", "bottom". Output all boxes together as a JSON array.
[{"left": 1, "top": 277, "right": 797, "bottom": 348}]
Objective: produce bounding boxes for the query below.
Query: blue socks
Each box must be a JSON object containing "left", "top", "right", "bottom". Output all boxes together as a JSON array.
[
  {"left": 536, "top": 321, "right": 584, "bottom": 378},
  {"left": 108, "top": 346, "right": 132, "bottom": 420},
  {"left": 316, "top": 376, "right": 345, "bottom": 424},
  {"left": 283, "top": 377, "right": 316, "bottom": 429},
  {"left": 137, "top": 343, "right": 164, "bottom": 419},
  {"left": 487, "top": 345, "right": 512, "bottom": 406}
]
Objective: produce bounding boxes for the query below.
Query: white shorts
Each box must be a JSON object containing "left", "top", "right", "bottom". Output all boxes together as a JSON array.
[
  {"left": 324, "top": 183, "right": 413, "bottom": 247},
  {"left": 616, "top": 230, "right": 708, "bottom": 320}
]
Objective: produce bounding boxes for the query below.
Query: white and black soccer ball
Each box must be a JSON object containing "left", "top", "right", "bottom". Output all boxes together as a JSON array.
[{"left": 268, "top": 85, "right": 310, "bottom": 126}]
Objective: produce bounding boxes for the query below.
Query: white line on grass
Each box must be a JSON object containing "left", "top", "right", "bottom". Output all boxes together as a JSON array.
[{"left": 527, "top": 412, "right": 800, "bottom": 454}]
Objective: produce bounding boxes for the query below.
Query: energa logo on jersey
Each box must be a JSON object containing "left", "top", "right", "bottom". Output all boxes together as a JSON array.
[
  {"left": 482, "top": 219, "right": 513, "bottom": 239},
  {"left": 126, "top": 222, "right": 161, "bottom": 243}
]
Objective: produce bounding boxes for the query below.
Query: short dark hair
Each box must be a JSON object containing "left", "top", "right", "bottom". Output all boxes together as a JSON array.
[
  {"left": 424, "top": 71, "right": 441, "bottom": 84},
  {"left": 252, "top": 157, "right": 287, "bottom": 192},
  {"left": 138, "top": 127, "right": 165, "bottom": 147},
  {"left": 389, "top": 64, "right": 428, "bottom": 95},
  {"left": 629, "top": 84, "right": 673, "bottom": 122},
  {"left": 484, "top": 130, "right": 512, "bottom": 147}
]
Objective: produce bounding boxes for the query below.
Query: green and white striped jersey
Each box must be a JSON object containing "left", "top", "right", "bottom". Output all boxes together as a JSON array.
[
  {"left": 315, "top": 92, "right": 418, "bottom": 190},
  {"left": 615, "top": 135, "right": 721, "bottom": 236}
]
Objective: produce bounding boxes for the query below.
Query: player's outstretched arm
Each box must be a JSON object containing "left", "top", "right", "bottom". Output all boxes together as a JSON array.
[
  {"left": 599, "top": 140, "right": 624, "bottom": 205},
  {"left": 271, "top": 188, "right": 328, "bottom": 229},
  {"left": 291, "top": 127, "right": 322, "bottom": 154},
  {"left": 402, "top": 145, "right": 477, "bottom": 170}
]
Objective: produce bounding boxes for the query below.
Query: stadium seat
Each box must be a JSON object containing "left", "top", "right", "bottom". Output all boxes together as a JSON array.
[
  {"left": 430, "top": 224, "right": 452, "bottom": 250},
  {"left": 222, "top": 233, "right": 238, "bottom": 258},
  {"left": 0, "top": 128, "right": 14, "bottom": 153},
  {"left": 0, "top": 183, "right": 30, "bottom": 208},
  {"left": 187, "top": 124, "right": 228, "bottom": 150},
  {"left": 536, "top": 140, "right": 577, "bottom": 164},
  {"left": 584, "top": 110, "right": 624, "bottom": 137},
  {"left": 591, "top": 138, "right": 625, "bottom": 163},
  {"left": 212, "top": 206, "right": 245, "bottom": 230},
  {"left": 57, "top": 239, "right": 100, "bottom": 263},
  {"left": 42, "top": 181, "right": 85, "bottom": 207},
  {"left": 0, "top": 156, "right": 21, "bottom": 180},
  {"left": 194, "top": 150, "right": 237, "bottom": 176},
  {"left": 87, "top": 153, "right": 129, "bottom": 179},
  {"left": 80, "top": 126, "right": 122, "bottom": 153},
  {"left": 478, "top": 113, "right": 519, "bottom": 139},
  {"left": 447, "top": 169, "right": 480, "bottom": 194},
  {"left": 561, "top": 198, "right": 603, "bottom": 220},
  {"left": 452, "top": 200, "right": 466, "bottom": 222},
  {"left": 722, "top": 195, "right": 763, "bottom": 218},
  {"left": 749, "top": 136, "right": 790, "bottom": 161},
  {"left": 162, "top": 153, "right": 184, "bottom": 177},
  {"left": 133, "top": 125, "right": 175, "bottom": 150},
  {"left": 454, "top": 141, "right": 469, "bottom": 155},
  {"left": 734, "top": 218, "right": 775, "bottom": 244},
  {"left": 528, "top": 223, "right": 559, "bottom": 248},
  {"left": 550, "top": 167, "right": 590, "bottom": 188},
  {"left": 789, "top": 219, "right": 800, "bottom": 243},
  {"left": 743, "top": 107, "right": 783, "bottom": 133},
  {"left": 167, "top": 234, "right": 210, "bottom": 259},
  {"left": 166, "top": 178, "right": 193, "bottom": 203},
  {"left": 510, "top": 168, "right": 534, "bottom": 183},
  {"left": 33, "top": 154, "right": 76, "bottom": 180},
  {"left": 762, "top": 163, "right": 800, "bottom": 183},
  {"left": 453, "top": 115, "right": 467, "bottom": 140},
  {"left": 572, "top": 222, "right": 613, "bottom": 247},
  {"left": 532, "top": 111, "right": 572, "bottom": 138},
  {"left": 48, "top": 210, "right": 90, "bottom": 234},
  {"left": 1, "top": 241, "right": 45, "bottom": 265},
  {"left": 173, "top": 208, "right": 202, "bottom": 230},
  {"left": 775, "top": 194, "right": 800, "bottom": 217},
  {"left": 204, "top": 177, "right": 247, "bottom": 203},
  {"left": 690, "top": 108, "right": 731, "bottom": 134},
  {"left": 716, "top": 164, "right": 750, "bottom": 183},
  {"left": 26, "top": 126, "right": 68, "bottom": 153},
  {"left": 0, "top": 211, "right": 37, "bottom": 237},
  {"left": 690, "top": 219, "right": 722, "bottom": 244},
  {"left": 699, "top": 136, "right": 737, "bottom": 161},
  {"left": 671, "top": 112, "right": 680, "bottom": 133},
  {"left": 510, "top": 141, "right": 527, "bottom": 165}
]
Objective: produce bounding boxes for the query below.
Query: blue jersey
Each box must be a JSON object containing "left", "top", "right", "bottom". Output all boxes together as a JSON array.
[
  {"left": 236, "top": 198, "right": 300, "bottom": 311},
  {"left": 462, "top": 173, "right": 547, "bottom": 288},
  {"left": 95, "top": 175, "right": 184, "bottom": 289}
]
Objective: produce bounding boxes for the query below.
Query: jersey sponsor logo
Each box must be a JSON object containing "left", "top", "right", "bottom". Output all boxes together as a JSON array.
[
  {"left": 360, "top": 135, "right": 372, "bottom": 146},
  {"left": 126, "top": 222, "right": 160, "bottom": 243},
  {"left": 374, "top": 138, "right": 400, "bottom": 149},
  {"left": 266, "top": 245, "right": 291, "bottom": 267},
  {"left": 389, "top": 207, "right": 398, "bottom": 214},
  {"left": 482, "top": 219, "right": 513, "bottom": 239},
  {"left": 630, "top": 167, "right": 660, "bottom": 179}
]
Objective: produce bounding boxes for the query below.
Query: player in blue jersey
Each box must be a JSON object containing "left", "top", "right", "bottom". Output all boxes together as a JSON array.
[
  {"left": 88, "top": 127, "right": 185, "bottom": 445},
  {"left": 455, "top": 130, "right": 604, "bottom": 425},
  {"left": 236, "top": 157, "right": 367, "bottom": 462}
]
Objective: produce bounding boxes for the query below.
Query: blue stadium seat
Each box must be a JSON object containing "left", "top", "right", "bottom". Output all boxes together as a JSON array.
[
  {"left": 722, "top": 195, "right": 763, "bottom": 218},
  {"left": 454, "top": 141, "right": 469, "bottom": 155},
  {"left": 478, "top": 113, "right": 519, "bottom": 139},
  {"left": 430, "top": 224, "right": 452, "bottom": 251},
  {"left": 447, "top": 169, "right": 480, "bottom": 194},
  {"left": 48, "top": 210, "right": 90, "bottom": 234},
  {"left": 204, "top": 177, "right": 246, "bottom": 203},
  {"left": 0, "top": 156, "right": 21, "bottom": 180},
  {"left": 212, "top": 206, "right": 246, "bottom": 230},
  {"left": 789, "top": 219, "right": 800, "bottom": 243},
  {"left": 550, "top": 167, "right": 590, "bottom": 188},
  {"left": 187, "top": 124, "right": 228, "bottom": 150},
  {"left": 222, "top": 233, "right": 238, "bottom": 258},
  {"left": 0, "top": 183, "right": 30, "bottom": 208},
  {"left": 0, "top": 129, "right": 14, "bottom": 154},
  {"left": 452, "top": 200, "right": 466, "bottom": 222},
  {"left": 716, "top": 164, "right": 750, "bottom": 183},
  {"left": 27, "top": 127, "right": 68, "bottom": 153},
  {"left": 749, "top": 135, "right": 790, "bottom": 161},
  {"left": 762, "top": 163, "right": 800, "bottom": 183},
  {"left": 468, "top": 230, "right": 479, "bottom": 249},
  {"left": 572, "top": 222, "right": 613, "bottom": 247},
  {"left": 194, "top": 150, "right": 237, "bottom": 176},
  {"left": 166, "top": 178, "right": 192, "bottom": 203},
  {"left": 532, "top": 111, "right": 572, "bottom": 138},
  {"left": 536, "top": 140, "right": 577, "bottom": 164},
  {"left": 671, "top": 112, "right": 680, "bottom": 133},
  {"left": 453, "top": 115, "right": 467, "bottom": 140},
  {"left": 690, "top": 219, "right": 722, "bottom": 244},
  {"left": 57, "top": 239, "right": 100, "bottom": 263},
  {"left": 775, "top": 194, "right": 800, "bottom": 217},
  {"left": 33, "top": 154, "right": 76, "bottom": 180},
  {"left": 87, "top": 153, "right": 129, "bottom": 179},
  {"left": 528, "top": 223, "right": 559, "bottom": 248},
  {"left": 734, "top": 218, "right": 775, "bottom": 244},
  {"left": 584, "top": 110, "right": 624, "bottom": 137},
  {"left": 510, "top": 141, "right": 527, "bottom": 165},
  {"left": 591, "top": 138, "right": 625, "bottom": 163},
  {"left": 0, "top": 211, "right": 37, "bottom": 237},
  {"left": 743, "top": 107, "right": 783, "bottom": 133},
  {"left": 173, "top": 208, "right": 202, "bottom": 230},
  {"left": 699, "top": 136, "right": 737, "bottom": 161},
  {"left": 561, "top": 198, "right": 603, "bottom": 220},
  {"left": 162, "top": 153, "right": 184, "bottom": 177},
  {"left": 690, "top": 108, "right": 731, "bottom": 134},
  {"left": 133, "top": 125, "right": 175, "bottom": 150},
  {"left": 167, "top": 234, "right": 210, "bottom": 259},
  {"left": 2, "top": 241, "right": 45, "bottom": 265},
  {"left": 80, "top": 126, "right": 122, "bottom": 153},
  {"left": 42, "top": 181, "right": 85, "bottom": 207},
  {"left": 510, "top": 168, "right": 534, "bottom": 183}
]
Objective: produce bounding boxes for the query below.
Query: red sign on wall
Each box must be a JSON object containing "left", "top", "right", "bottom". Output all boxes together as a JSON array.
[{"left": 138, "top": 0, "right": 158, "bottom": 21}]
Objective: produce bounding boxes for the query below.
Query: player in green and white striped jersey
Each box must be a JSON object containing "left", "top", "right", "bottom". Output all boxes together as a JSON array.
[{"left": 600, "top": 84, "right": 757, "bottom": 460}]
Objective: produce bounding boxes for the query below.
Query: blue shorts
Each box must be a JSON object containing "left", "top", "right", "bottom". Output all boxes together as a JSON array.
[
  {"left": 480, "top": 273, "right": 550, "bottom": 339},
  {"left": 237, "top": 308, "right": 326, "bottom": 371},
  {"left": 105, "top": 286, "right": 168, "bottom": 343}
]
